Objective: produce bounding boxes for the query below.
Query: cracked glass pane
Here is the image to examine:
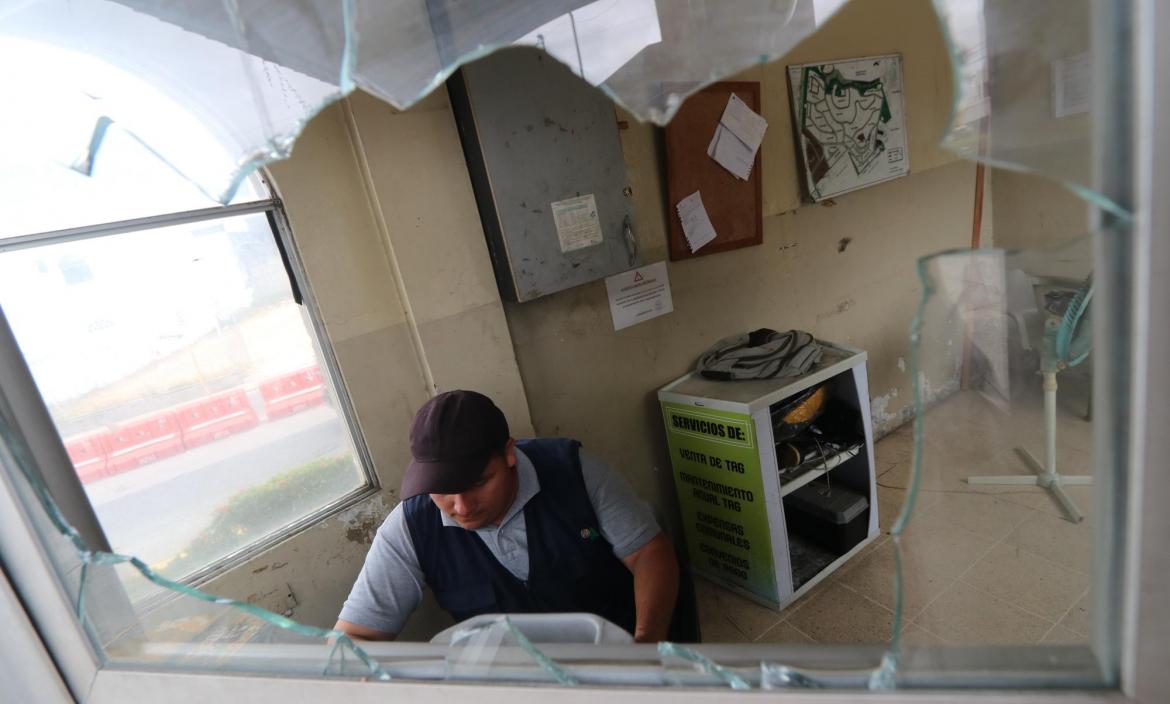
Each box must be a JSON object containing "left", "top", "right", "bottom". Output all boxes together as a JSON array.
[
  {"left": 0, "top": 0, "right": 1129, "bottom": 692},
  {"left": 0, "top": 405, "right": 389, "bottom": 678},
  {"left": 896, "top": 234, "right": 1096, "bottom": 655},
  {"left": 931, "top": 0, "right": 1125, "bottom": 215}
]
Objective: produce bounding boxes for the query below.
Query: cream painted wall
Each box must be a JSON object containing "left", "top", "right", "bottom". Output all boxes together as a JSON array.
[
  {"left": 502, "top": 0, "right": 977, "bottom": 528},
  {"left": 195, "top": 0, "right": 984, "bottom": 636},
  {"left": 991, "top": 169, "right": 1090, "bottom": 251}
]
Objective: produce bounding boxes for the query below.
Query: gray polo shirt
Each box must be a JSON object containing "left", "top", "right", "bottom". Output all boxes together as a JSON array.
[{"left": 338, "top": 446, "right": 660, "bottom": 635}]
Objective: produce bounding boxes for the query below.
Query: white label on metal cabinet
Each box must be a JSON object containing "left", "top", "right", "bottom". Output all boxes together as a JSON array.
[{"left": 550, "top": 194, "right": 603, "bottom": 253}]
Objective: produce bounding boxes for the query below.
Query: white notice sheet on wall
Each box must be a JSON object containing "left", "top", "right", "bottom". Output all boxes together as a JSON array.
[
  {"left": 550, "top": 194, "right": 603, "bottom": 252},
  {"left": 605, "top": 261, "right": 674, "bottom": 331}
]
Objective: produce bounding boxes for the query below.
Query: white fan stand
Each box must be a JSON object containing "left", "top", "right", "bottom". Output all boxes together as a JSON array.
[
  {"left": 967, "top": 298, "right": 1093, "bottom": 524},
  {"left": 966, "top": 366, "right": 1091, "bottom": 523}
]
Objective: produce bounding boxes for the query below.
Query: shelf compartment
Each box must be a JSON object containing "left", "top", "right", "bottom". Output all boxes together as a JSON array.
[{"left": 778, "top": 444, "right": 862, "bottom": 497}]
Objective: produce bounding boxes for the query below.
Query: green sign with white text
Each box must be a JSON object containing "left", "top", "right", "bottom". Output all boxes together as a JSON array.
[{"left": 661, "top": 402, "right": 776, "bottom": 602}]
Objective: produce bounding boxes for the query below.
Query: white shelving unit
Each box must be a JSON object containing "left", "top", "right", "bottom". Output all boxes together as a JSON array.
[{"left": 658, "top": 342, "right": 878, "bottom": 610}]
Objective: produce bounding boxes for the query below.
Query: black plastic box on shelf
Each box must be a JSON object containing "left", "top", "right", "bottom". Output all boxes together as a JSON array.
[{"left": 784, "top": 481, "right": 870, "bottom": 555}]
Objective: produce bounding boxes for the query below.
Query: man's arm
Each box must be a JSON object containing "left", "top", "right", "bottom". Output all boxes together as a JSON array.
[
  {"left": 620, "top": 531, "right": 679, "bottom": 643},
  {"left": 333, "top": 619, "right": 396, "bottom": 641},
  {"left": 334, "top": 505, "right": 425, "bottom": 639},
  {"left": 576, "top": 449, "right": 680, "bottom": 642}
]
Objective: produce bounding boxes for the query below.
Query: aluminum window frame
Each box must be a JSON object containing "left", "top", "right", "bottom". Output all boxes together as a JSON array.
[{"left": 0, "top": 196, "right": 381, "bottom": 588}]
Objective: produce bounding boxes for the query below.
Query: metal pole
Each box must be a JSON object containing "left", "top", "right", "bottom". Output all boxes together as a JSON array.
[{"left": 0, "top": 304, "right": 111, "bottom": 552}]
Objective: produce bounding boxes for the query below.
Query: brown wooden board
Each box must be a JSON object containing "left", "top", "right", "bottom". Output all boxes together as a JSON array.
[{"left": 664, "top": 81, "right": 764, "bottom": 261}]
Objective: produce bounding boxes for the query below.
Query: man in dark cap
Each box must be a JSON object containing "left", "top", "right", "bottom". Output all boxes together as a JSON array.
[{"left": 334, "top": 390, "right": 679, "bottom": 642}]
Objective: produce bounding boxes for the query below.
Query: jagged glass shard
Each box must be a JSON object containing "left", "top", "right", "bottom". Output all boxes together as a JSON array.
[
  {"left": 759, "top": 662, "right": 827, "bottom": 689},
  {"left": 0, "top": 0, "right": 350, "bottom": 205},
  {"left": 657, "top": 641, "right": 751, "bottom": 690},
  {"left": 444, "top": 615, "right": 580, "bottom": 685},
  {"left": 1, "top": 0, "right": 848, "bottom": 205},
  {"left": 0, "top": 399, "right": 389, "bottom": 680},
  {"left": 930, "top": 0, "right": 1127, "bottom": 217}
]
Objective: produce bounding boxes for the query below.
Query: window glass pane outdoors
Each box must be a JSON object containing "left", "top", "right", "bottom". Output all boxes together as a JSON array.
[{"left": 0, "top": 211, "right": 368, "bottom": 589}]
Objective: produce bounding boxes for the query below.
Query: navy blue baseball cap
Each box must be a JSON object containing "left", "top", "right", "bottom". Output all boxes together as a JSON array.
[{"left": 400, "top": 390, "right": 510, "bottom": 499}]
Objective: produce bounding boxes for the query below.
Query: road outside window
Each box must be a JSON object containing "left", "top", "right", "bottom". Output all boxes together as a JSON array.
[{"left": 0, "top": 209, "right": 370, "bottom": 588}]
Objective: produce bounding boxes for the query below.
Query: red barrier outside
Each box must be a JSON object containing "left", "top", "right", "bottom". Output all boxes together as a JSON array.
[
  {"left": 105, "top": 413, "right": 185, "bottom": 474},
  {"left": 175, "top": 389, "right": 260, "bottom": 449},
  {"left": 72, "top": 367, "right": 329, "bottom": 481},
  {"left": 65, "top": 432, "right": 110, "bottom": 484},
  {"left": 259, "top": 366, "right": 326, "bottom": 420}
]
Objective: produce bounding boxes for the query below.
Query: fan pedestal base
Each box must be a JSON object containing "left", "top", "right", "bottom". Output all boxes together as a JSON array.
[
  {"left": 967, "top": 448, "right": 1091, "bottom": 523},
  {"left": 965, "top": 371, "right": 1092, "bottom": 524}
]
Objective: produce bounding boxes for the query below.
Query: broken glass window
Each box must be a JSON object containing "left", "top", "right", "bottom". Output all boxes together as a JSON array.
[{"left": 0, "top": 0, "right": 1132, "bottom": 691}]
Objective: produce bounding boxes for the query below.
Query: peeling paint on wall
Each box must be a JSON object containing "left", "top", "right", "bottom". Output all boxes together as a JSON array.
[
  {"left": 816, "top": 298, "right": 855, "bottom": 322},
  {"left": 897, "top": 357, "right": 907, "bottom": 372},
  {"left": 336, "top": 493, "right": 391, "bottom": 545},
  {"left": 871, "top": 387, "right": 901, "bottom": 432}
]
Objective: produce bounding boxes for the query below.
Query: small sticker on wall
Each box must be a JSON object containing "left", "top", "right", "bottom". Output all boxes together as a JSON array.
[{"left": 550, "top": 194, "right": 603, "bottom": 253}]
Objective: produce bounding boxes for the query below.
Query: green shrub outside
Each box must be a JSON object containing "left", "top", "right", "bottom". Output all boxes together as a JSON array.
[{"left": 158, "top": 455, "right": 358, "bottom": 579}]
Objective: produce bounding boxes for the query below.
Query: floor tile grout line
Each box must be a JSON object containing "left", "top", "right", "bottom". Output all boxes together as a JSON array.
[
  {"left": 706, "top": 612, "right": 749, "bottom": 642},
  {"left": 906, "top": 621, "right": 954, "bottom": 645},
  {"left": 753, "top": 618, "right": 818, "bottom": 644},
  {"left": 1036, "top": 620, "right": 1061, "bottom": 645},
  {"left": 1041, "top": 584, "right": 1091, "bottom": 641},
  {"left": 716, "top": 598, "right": 784, "bottom": 641},
  {"left": 906, "top": 517, "right": 1015, "bottom": 629},
  {"left": 900, "top": 575, "right": 961, "bottom": 629},
  {"left": 956, "top": 577, "right": 1063, "bottom": 632},
  {"left": 992, "top": 533, "right": 1093, "bottom": 578},
  {"left": 1001, "top": 504, "right": 1095, "bottom": 576},
  {"left": 901, "top": 492, "right": 1035, "bottom": 547},
  {"left": 949, "top": 504, "right": 1034, "bottom": 584},
  {"left": 835, "top": 580, "right": 896, "bottom": 616},
  {"left": 783, "top": 619, "right": 818, "bottom": 643}
]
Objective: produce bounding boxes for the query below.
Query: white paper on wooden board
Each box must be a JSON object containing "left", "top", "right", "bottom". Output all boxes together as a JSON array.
[
  {"left": 720, "top": 94, "right": 768, "bottom": 151},
  {"left": 1052, "top": 52, "right": 1090, "bottom": 118},
  {"left": 550, "top": 194, "right": 603, "bottom": 252},
  {"left": 708, "top": 125, "right": 756, "bottom": 180},
  {"left": 605, "top": 261, "right": 674, "bottom": 331},
  {"left": 676, "top": 190, "right": 718, "bottom": 252},
  {"left": 708, "top": 94, "right": 766, "bottom": 180}
]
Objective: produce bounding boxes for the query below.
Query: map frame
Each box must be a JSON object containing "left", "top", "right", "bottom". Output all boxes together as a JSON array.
[{"left": 786, "top": 53, "right": 910, "bottom": 202}]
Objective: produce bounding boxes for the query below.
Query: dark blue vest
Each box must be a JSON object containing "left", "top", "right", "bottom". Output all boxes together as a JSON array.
[{"left": 402, "top": 438, "right": 636, "bottom": 633}]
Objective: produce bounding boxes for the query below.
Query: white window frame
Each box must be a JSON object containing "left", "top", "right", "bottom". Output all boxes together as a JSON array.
[{"left": 0, "top": 194, "right": 380, "bottom": 586}]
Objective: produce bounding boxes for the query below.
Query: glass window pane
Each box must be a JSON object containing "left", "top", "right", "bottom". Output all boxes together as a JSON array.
[{"left": 0, "top": 211, "right": 368, "bottom": 587}]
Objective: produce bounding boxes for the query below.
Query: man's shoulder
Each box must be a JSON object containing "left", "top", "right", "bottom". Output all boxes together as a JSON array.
[
  {"left": 395, "top": 493, "right": 440, "bottom": 528},
  {"left": 517, "top": 436, "right": 582, "bottom": 451}
]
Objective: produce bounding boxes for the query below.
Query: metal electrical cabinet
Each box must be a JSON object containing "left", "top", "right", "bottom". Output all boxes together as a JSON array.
[{"left": 448, "top": 48, "right": 639, "bottom": 302}]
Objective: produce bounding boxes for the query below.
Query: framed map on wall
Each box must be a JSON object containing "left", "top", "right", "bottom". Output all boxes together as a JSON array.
[{"left": 787, "top": 54, "right": 909, "bottom": 202}]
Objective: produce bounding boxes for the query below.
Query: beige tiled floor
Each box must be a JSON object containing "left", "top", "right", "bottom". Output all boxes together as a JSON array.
[{"left": 695, "top": 391, "right": 1094, "bottom": 646}]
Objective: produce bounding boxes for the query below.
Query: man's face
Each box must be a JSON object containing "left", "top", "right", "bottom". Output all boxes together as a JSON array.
[{"left": 429, "top": 440, "right": 518, "bottom": 530}]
